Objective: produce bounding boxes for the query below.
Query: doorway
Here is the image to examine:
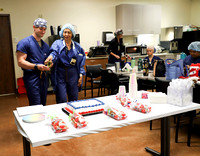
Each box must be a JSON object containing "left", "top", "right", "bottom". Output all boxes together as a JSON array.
[{"left": 0, "top": 14, "right": 16, "bottom": 95}]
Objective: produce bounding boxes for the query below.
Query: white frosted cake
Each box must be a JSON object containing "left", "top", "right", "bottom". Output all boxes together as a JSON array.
[{"left": 63, "top": 99, "right": 105, "bottom": 116}]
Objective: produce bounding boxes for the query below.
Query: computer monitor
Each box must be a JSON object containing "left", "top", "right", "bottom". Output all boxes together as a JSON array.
[{"left": 102, "top": 32, "right": 115, "bottom": 45}]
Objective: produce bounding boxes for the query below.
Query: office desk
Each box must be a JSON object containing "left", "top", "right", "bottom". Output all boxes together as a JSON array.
[{"left": 13, "top": 95, "right": 200, "bottom": 156}]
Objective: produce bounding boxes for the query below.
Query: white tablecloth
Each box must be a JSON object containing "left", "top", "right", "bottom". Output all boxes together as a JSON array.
[{"left": 13, "top": 95, "right": 200, "bottom": 147}]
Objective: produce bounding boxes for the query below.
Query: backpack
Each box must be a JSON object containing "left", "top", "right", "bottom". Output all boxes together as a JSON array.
[{"left": 153, "top": 59, "right": 166, "bottom": 77}]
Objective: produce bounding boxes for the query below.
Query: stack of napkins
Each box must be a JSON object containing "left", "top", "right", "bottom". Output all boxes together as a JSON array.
[
  {"left": 17, "top": 105, "right": 46, "bottom": 116},
  {"left": 148, "top": 92, "right": 167, "bottom": 104}
]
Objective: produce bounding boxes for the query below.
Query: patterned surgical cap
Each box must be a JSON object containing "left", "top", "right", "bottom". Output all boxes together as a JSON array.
[{"left": 33, "top": 18, "right": 47, "bottom": 28}]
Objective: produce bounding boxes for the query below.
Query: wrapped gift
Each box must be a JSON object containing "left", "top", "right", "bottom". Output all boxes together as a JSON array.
[
  {"left": 103, "top": 105, "right": 127, "bottom": 120},
  {"left": 69, "top": 112, "right": 87, "bottom": 128},
  {"left": 119, "top": 96, "right": 131, "bottom": 107},
  {"left": 50, "top": 116, "right": 68, "bottom": 133},
  {"left": 129, "top": 102, "right": 151, "bottom": 113}
]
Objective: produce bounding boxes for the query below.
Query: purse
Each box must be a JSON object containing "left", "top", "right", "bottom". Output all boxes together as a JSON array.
[{"left": 165, "top": 59, "right": 185, "bottom": 80}]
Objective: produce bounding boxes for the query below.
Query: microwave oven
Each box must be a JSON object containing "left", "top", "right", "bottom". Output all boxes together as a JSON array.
[{"left": 125, "top": 45, "right": 141, "bottom": 56}]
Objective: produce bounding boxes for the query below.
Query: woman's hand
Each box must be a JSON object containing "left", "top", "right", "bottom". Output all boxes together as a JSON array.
[
  {"left": 78, "top": 76, "right": 82, "bottom": 87},
  {"left": 44, "top": 55, "right": 54, "bottom": 68}
]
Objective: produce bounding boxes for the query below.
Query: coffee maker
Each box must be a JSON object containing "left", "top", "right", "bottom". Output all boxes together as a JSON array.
[{"left": 140, "top": 44, "right": 147, "bottom": 55}]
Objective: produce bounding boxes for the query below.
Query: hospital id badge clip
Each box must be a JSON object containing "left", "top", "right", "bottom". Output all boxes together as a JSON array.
[{"left": 70, "top": 58, "right": 76, "bottom": 66}]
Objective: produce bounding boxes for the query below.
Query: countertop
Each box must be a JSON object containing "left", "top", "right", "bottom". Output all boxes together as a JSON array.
[{"left": 86, "top": 52, "right": 179, "bottom": 60}]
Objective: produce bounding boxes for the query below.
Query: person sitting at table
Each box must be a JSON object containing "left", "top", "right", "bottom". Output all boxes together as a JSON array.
[
  {"left": 183, "top": 41, "right": 200, "bottom": 77},
  {"left": 145, "top": 46, "right": 161, "bottom": 70},
  {"left": 183, "top": 41, "right": 200, "bottom": 68}
]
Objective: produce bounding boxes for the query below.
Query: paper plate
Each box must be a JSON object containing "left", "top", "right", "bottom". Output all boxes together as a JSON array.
[{"left": 22, "top": 114, "right": 45, "bottom": 123}]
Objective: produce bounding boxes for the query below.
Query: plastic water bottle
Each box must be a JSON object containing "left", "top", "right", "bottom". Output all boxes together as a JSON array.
[
  {"left": 138, "top": 58, "right": 143, "bottom": 71},
  {"left": 142, "top": 59, "right": 149, "bottom": 76},
  {"left": 180, "top": 52, "right": 187, "bottom": 60},
  {"left": 131, "top": 57, "right": 136, "bottom": 68}
]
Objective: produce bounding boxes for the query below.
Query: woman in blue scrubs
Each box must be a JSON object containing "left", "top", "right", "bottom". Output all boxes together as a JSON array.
[
  {"left": 16, "top": 18, "right": 50, "bottom": 106},
  {"left": 183, "top": 41, "right": 200, "bottom": 76},
  {"left": 45, "top": 24, "right": 86, "bottom": 103},
  {"left": 145, "top": 46, "right": 161, "bottom": 70},
  {"left": 184, "top": 41, "right": 200, "bottom": 67}
]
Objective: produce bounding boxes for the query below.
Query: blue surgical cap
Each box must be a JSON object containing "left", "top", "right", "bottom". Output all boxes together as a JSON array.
[
  {"left": 188, "top": 41, "right": 200, "bottom": 52},
  {"left": 59, "top": 24, "right": 76, "bottom": 38},
  {"left": 33, "top": 18, "right": 47, "bottom": 28}
]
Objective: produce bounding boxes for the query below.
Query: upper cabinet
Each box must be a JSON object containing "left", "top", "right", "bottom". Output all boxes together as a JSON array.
[{"left": 116, "top": 4, "right": 161, "bottom": 35}]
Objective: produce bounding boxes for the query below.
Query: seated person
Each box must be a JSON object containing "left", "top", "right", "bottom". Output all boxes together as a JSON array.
[
  {"left": 145, "top": 46, "right": 161, "bottom": 70},
  {"left": 184, "top": 41, "right": 200, "bottom": 68}
]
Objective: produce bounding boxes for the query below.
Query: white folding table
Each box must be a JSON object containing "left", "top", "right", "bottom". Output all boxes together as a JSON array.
[{"left": 13, "top": 95, "right": 200, "bottom": 156}]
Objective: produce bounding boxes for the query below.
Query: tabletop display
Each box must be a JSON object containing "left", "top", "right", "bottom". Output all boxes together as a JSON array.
[{"left": 13, "top": 90, "right": 200, "bottom": 156}]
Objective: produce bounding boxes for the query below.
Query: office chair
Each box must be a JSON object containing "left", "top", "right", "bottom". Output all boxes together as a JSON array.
[
  {"left": 48, "top": 35, "right": 60, "bottom": 46},
  {"left": 176, "top": 83, "right": 200, "bottom": 146},
  {"left": 150, "top": 77, "right": 171, "bottom": 130},
  {"left": 84, "top": 64, "right": 102, "bottom": 98},
  {"left": 98, "top": 68, "right": 123, "bottom": 96},
  {"left": 155, "top": 77, "right": 170, "bottom": 94}
]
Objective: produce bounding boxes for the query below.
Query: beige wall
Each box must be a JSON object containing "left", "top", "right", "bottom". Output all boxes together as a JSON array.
[
  {"left": 0, "top": 0, "right": 196, "bottom": 81},
  {"left": 191, "top": 0, "right": 200, "bottom": 26}
]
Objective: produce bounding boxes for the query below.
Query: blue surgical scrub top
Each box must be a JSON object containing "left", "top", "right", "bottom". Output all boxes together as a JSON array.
[
  {"left": 145, "top": 55, "right": 161, "bottom": 70},
  {"left": 183, "top": 55, "right": 200, "bottom": 66},
  {"left": 16, "top": 35, "right": 50, "bottom": 71},
  {"left": 16, "top": 35, "right": 50, "bottom": 105}
]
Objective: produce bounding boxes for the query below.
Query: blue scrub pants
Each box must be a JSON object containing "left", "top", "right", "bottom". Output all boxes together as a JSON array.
[
  {"left": 23, "top": 71, "right": 48, "bottom": 106},
  {"left": 55, "top": 66, "right": 79, "bottom": 103}
]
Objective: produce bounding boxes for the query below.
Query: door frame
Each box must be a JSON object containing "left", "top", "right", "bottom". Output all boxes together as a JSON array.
[{"left": 0, "top": 14, "right": 16, "bottom": 96}]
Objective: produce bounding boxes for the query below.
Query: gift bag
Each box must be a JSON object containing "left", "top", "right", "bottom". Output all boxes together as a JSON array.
[{"left": 165, "top": 59, "right": 184, "bottom": 80}]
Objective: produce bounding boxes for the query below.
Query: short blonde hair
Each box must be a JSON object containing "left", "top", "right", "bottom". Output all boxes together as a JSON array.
[{"left": 147, "top": 46, "right": 155, "bottom": 52}]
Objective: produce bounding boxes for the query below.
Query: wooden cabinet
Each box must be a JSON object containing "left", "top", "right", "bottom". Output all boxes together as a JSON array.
[
  {"left": 116, "top": 4, "right": 161, "bottom": 35},
  {"left": 84, "top": 57, "right": 108, "bottom": 69}
]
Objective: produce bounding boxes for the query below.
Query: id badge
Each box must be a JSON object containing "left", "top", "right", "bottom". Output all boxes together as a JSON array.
[{"left": 70, "top": 58, "right": 76, "bottom": 66}]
